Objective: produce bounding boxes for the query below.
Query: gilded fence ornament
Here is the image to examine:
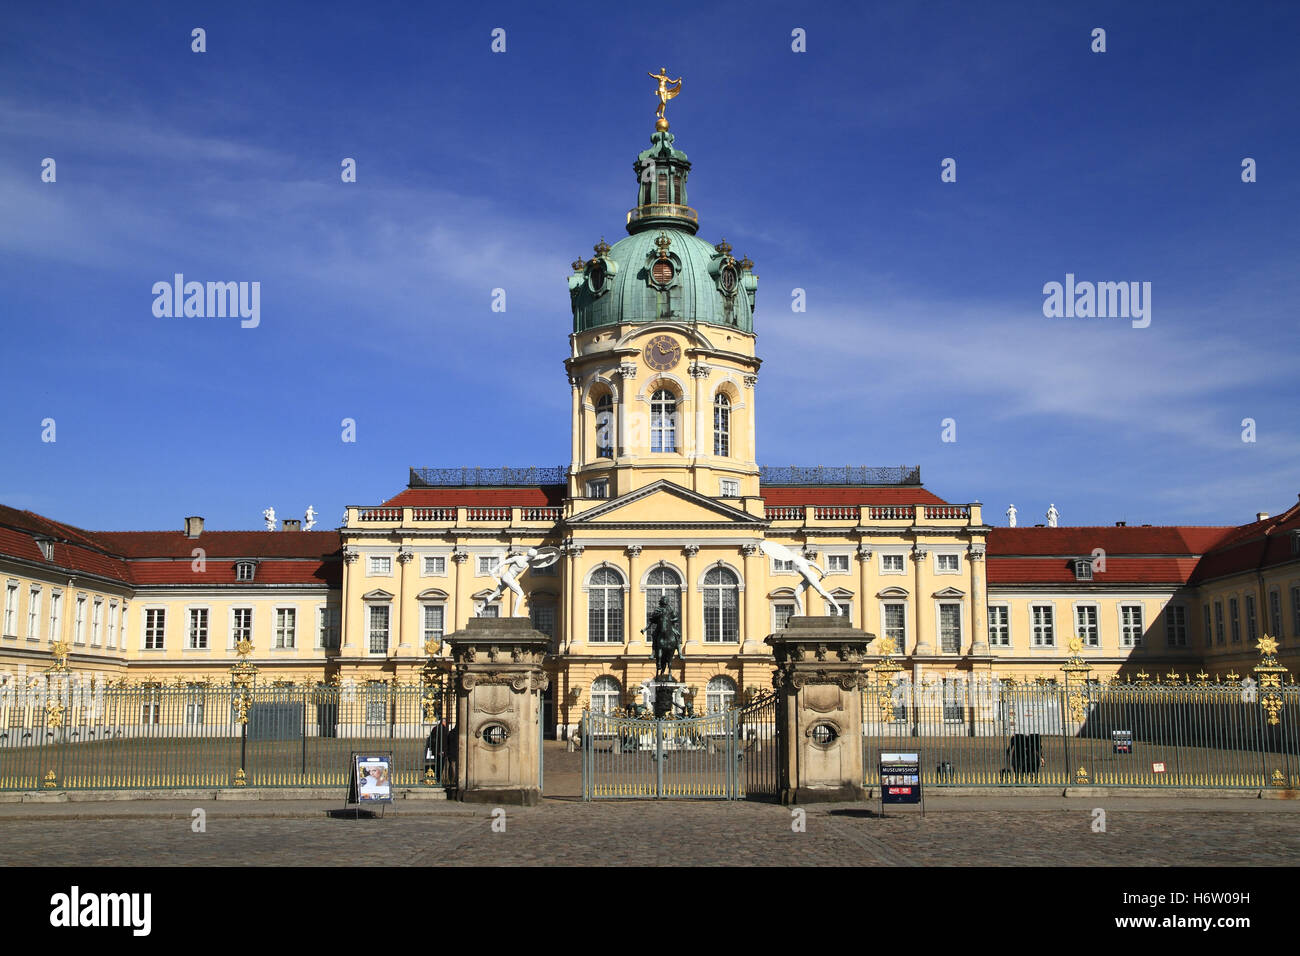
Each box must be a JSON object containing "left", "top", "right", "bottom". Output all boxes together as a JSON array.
[
  {"left": 47, "top": 639, "right": 71, "bottom": 674},
  {"left": 1136, "top": 670, "right": 1150, "bottom": 684},
  {"left": 1225, "top": 671, "right": 1239, "bottom": 682},
  {"left": 1272, "top": 769, "right": 1286, "bottom": 787},
  {"left": 42, "top": 770, "right": 57, "bottom": 790},
  {"left": 233, "top": 769, "right": 247, "bottom": 787},
  {"left": 44, "top": 697, "right": 65, "bottom": 729},
  {"left": 1254, "top": 635, "right": 1287, "bottom": 726},
  {"left": 1195, "top": 671, "right": 1209, "bottom": 686},
  {"left": 1075, "top": 766, "right": 1089, "bottom": 785}
]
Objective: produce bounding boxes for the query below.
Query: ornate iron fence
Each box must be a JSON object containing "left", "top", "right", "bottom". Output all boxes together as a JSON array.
[
  {"left": 409, "top": 466, "right": 566, "bottom": 487},
  {"left": 0, "top": 680, "right": 451, "bottom": 791},
  {"left": 758, "top": 465, "right": 921, "bottom": 486},
  {"left": 582, "top": 709, "right": 742, "bottom": 799},
  {"left": 860, "top": 676, "right": 1300, "bottom": 790},
  {"left": 739, "top": 691, "right": 779, "bottom": 800}
]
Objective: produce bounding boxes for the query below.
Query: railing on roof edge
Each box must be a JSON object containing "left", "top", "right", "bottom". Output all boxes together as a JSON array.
[{"left": 407, "top": 466, "right": 922, "bottom": 488}]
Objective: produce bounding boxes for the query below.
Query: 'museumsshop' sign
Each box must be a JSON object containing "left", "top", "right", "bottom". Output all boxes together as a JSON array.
[{"left": 880, "top": 752, "right": 921, "bottom": 805}]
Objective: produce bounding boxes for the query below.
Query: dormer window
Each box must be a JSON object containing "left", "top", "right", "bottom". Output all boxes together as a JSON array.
[
  {"left": 235, "top": 561, "right": 257, "bottom": 582},
  {"left": 34, "top": 537, "right": 54, "bottom": 561},
  {"left": 1074, "top": 559, "right": 1093, "bottom": 581},
  {"left": 1291, "top": 530, "right": 1300, "bottom": 556}
]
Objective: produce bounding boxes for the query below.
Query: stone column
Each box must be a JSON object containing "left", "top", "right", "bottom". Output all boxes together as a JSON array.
[
  {"left": 767, "top": 616, "right": 873, "bottom": 804},
  {"left": 396, "top": 549, "right": 415, "bottom": 651},
  {"left": 741, "top": 544, "right": 760, "bottom": 648},
  {"left": 626, "top": 545, "right": 643, "bottom": 650},
  {"left": 912, "top": 544, "right": 932, "bottom": 655},
  {"left": 743, "top": 374, "right": 758, "bottom": 467},
  {"left": 682, "top": 544, "right": 699, "bottom": 653},
  {"left": 450, "top": 550, "right": 469, "bottom": 634},
  {"left": 445, "top": 617, "right": 550, "bottom": 806},
  {"left": 968, "top": 545, "right": 988, "bottom": 655},
  {"left": 856, "top": 545, "right": 872, "bottom": 632},
  {"left": 568, "top": 374, "right": 582, "bottom": 496}
]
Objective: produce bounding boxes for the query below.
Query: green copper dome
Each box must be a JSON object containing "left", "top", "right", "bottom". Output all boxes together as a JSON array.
[{"left": 568, "top": 130, "right": 757, "bottom": 334}]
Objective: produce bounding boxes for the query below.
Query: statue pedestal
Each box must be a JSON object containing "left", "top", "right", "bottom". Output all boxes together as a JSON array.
[
  {"left": 650, "top": 674, "right": 682, "bottom": 718},
  {"left": 444, "top": 617, "right": 550, "bottom": 806},
  {"left": 766, "top": 616, "right": 874, "bottom": 804}
]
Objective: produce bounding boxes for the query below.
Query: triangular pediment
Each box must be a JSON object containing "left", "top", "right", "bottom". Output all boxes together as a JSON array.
[{"left": 568, "top": 480, "right": 763, "bottom": 527}]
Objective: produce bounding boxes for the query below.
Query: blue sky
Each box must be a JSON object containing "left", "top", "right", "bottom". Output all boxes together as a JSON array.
[{"left": 2, "top": 1, "right": 1297, "bottom": 532}]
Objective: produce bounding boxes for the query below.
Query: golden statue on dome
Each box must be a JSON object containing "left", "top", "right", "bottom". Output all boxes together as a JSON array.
[{"left": 648, "top": 67, "right": 682, "bottom": 130}]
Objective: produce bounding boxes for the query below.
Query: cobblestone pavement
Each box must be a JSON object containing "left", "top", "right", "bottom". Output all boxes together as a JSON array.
[{"left": 1, "top": 796, "right": 1298, "bottom": 866}]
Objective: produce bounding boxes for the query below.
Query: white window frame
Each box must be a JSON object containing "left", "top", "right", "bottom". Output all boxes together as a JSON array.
[
  {"left": 770, "top": 557, "right": 795, "bottom": 574},
  {"left": 880, "top": 600, "right": 907, "bottom": 653},
  {"left": 702, "top": 566, "right": 740, "bottom": 643},
  {"left": 235, "top": 561, "right": 256, "bottom": 582},
  {"left": 107, "top": 600, "right": 118, "bottom": 649},
  {"left": 705, "top": 675, "right": 736, "bottom": 714},
  {"left": 1030, "top": 604, "right": 1055, "bottom": 647},
  {"left": 1119, "top": 604, "right": 1144, "bottom": 648},
  {"left": 187, "top": 606, "right": 209, "bottom": 650},
  {"left": 27, "top": 587, "right": 42, "bottom": 641},
  {"left": 230, "top": 606, "right": 254, "bottom": 649},
  {"left": 1268, "top": 588, "right": 1283, "bottom": 640},
  {"left": 368, "top": 603, "right": 391, "bottom": 655},
  {"left": 587, "top": 566, "right": 626, "bottom": 644},
  {"left": 879, "top": 552, "right": 906, "bottom": 575},
  {"left": 586, "top": 478, "right": 610, "bottom": 499},
  {"left": 73, "top": 594, "right": 86, "bottom": 645},
  {"left": 1165, "top": 603, "right": 1188, "bottom": 647},
  {"left": 317, "top": 606, "right": 340, "bottom": 650},
  {"left": 3, "top": 580, "right": 17, "bottom": 637},
  {"left": 274, "top": 606, "right": 297, "bottom": 650},
  {"left": 91, "top": 598, "right": 103, "bottom": 647},
  {"left": 933, "top": 552, "right": 961, "bottom": 575},
  {"left": 772, "top": 601, "right": 797, "bottom": 632},
  {"left": 1074, "top": 602, "right": 1100, "bottom": 648},
  {"left": 936, "top": 600, "right": 962, "bottom": 654},
  {"left": 143, "top": 607, "right": 166, "bottom": 651},
  {"left": 48, "top": 590, "right": 62, "bottom": 644},
  {"left": 719, "top": 478, "right": 740, "bottom": 497},
  {"left": 368, "top": 555, "right": 393, "bottom": 577},
  {"left": 476, "top": 554, "right": 503, "bottom": 577},
  {"left": 590, "top": 675, "right": 622, "bottom": 715},
  {"left": 421, "top": 603, "right": 445, "bottom": 647},
  {"left": 987, "top": 604, "right": 1010, "bottom": 647},
  {"left": 1074, "top": 559, "right": 1093, "bottom": 582},
  {"left": 825, "top": 553, "right": 851, "bottom": 575},
  {"left": 421, "top": 555, "right": 448, "bottom": 577}
]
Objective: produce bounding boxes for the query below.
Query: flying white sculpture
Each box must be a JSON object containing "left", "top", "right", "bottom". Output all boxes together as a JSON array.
[
  {"left": 480, "top": 546, "right": 561, "bottom": 617},
  {"left": 303, "top": 505, "right": 317, "bottom": 531},
  {"left": 1046, "top": 503, "right": 1059, "bottom": 528},
  {"left": 759, "top": 540, "right": 841, "bottom": 616},
  {"left": 262, "top": 507, "right": 277, "bottom": 531}
]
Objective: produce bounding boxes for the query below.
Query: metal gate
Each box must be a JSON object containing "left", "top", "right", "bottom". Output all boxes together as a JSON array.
[
  {"left": 739, "top": 691, "right": 779, "bottom": 799},
  {"left": 581, "top": 709, "right": 742, "bottom": 799}
]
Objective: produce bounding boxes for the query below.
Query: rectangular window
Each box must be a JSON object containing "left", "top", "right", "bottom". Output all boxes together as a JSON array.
[
  {"left": 586, "top": 479, "right": 609, "bottom": 499},
  {"left": 368, "top": 605, "right": 389, "bottom": 654},
  {"left": 28, "top": 588, "right": 41, "bottom": 640},
  {"left": 48, "top": 592, "right": 62, "bottom": 644},
  {"left": 772, "top": 558, "right": 794, "bottom": 573},
  {"left": 185, "top": 686, "right": 205, "bottom": 725},
  {"left": 479, "top": 603, "right": 500, "bottom": 618},
  {"left": 236, "top": 562, "right": 255, "bottom": 582},
  {"left": 1215, "top": 601, "right": 1225, "bottom": 645},
  {"left": 140, "top": 691, "right": 160, "bottom": 725},
  {"left": 1031, "top": 605, "right": 1055, "bottom": 647},
  {"left": 1120, "top": 605, "right": 1144, "bottom": 647},
  {"left": 423, "top": 555, "right": 446, "bottom": 575},
  {"left": 530, "top": 603, "right": 556, "bottom": 650},
  {"left": 1165, "top": 605, "right": 1187, "bottom": 647},
  {"left": 145, "top": 609, "right": 166, "bottom": 650},
  {"left": 318, "top": 607, "right": 340, "bottom": 649},
  {"left": 719, "top": 478, "right": 739, "bottom": 497},
  {"left": 365, "top": 683, "right": 387, "bottom": 725},
  {"left": 1075, "top": 605, "right": 1099, "bottom": 647},
  {"left": 883, "top": 603, "right": 906, "bottom": 651},
  {"left": 827, "top": 554, "right": 850, "bottom": 573},
  {"left": 477, "top": 556, "right": 499, "bottom": 576},
  {"left": 275, "top": 608, "right": 296, "bottom": 649},
  {"left": 73, "top": 596, "right": 86, "bottom": 645},
  {"left": 988, "top": 605, "right": 1009, "bottom": 647},
  {"left": 1203, "top": 605, "right": 1213, "bottom": 647},
  {"left": 188, "top": 608, "right": 209, "bottom": 649},
  {"left": 91, "top": 599, "right": 103, "bottom": 647},
  {"left": 939, "top": 603, "right": 961, "bottom": 653},
  {"left": 107, "top": 601, "right": 118, "bottom": 649},
  {"left": 368, "top": 556, "right": 392, "bottom": 576},
  {"left": 942, "top": 679, "right": 964, "bottom": 721},
  {"left": 1292, "top": 587, "right": 1300, "bottom": 641},
  {"left": 881, "top": 554, "right": 905, "bottom": 573},
  {"left": 773, "top": 603, "right": 796, "bottom": 631},
  {"left": 1269, "top": 590, "right": 1283, "bottom": 640},
  {"left": 1246, "top": 595, "right": 1258, "bottom": 642},
  {"left": 3, "top": 582, "right": 16, "bottom": 636},
  {"left": 232, "top": 607, "right": 253, "bottom": 647},
  {"left": 1229, "top": 598, "right": 1240, "bottom": 644},
  {"left": 936, "top": 554, "right": 959, "bottom": 573},
  {"left": 1074, "top": 560, "right": 1093, "bottom": 581},
  {"left": 422, "top": 604, "right": 445, "bottom": 646}
]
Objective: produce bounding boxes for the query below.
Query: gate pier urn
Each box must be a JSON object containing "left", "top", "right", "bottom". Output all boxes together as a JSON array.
[
  {"left": 444, "top": 617, "right": 551, "bottom": 806},
  {"left": 766, "top": 616, "right": 874, "bottom": 804}
]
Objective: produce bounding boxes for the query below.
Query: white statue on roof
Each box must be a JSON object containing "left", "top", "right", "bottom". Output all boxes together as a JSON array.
[
  {"left": 262, "top": 507, "right": 277, "bottom": 531},
  {"left": 303, "top": 506, "right": 317, "bottom": 531},
  {"left": 1046, "top": 503, "right": 1059, "bottom": 528},
  {"left": 759, "top": 539, "right": 841, "bottom": 616},
  {"left": 480, "top": 546, "right": 561, "bottom": 617},
  {"left": 1006, "top": 504, "right": 1017, "bottom": 528}
]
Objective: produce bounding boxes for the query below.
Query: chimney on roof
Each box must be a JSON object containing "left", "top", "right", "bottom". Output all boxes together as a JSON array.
[
  {"left": 1257, "top": 512, "right": 1270, "bottom": 522},
  {"left": 184, "top": 516, "right": 204, "bottom": 538},
  {"left": 282, "top": 518, "right": 302, "bottom": 531}
]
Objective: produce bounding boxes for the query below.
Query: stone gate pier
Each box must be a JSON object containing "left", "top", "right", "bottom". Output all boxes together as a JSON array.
[
  {"left": 767, "top": 616, "right": 874, "bottom": 804},
  {"left": 444, "top": 617, "right": 550, "bottom": 806}
]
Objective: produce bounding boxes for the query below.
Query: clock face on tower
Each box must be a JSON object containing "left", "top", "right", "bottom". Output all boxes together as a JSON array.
[{"left": 643, "top": 335, "right": 681, "bottom": 371}]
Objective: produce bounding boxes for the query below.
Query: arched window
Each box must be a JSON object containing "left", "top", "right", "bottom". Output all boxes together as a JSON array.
[
  {"left": 591, "top": 676, "right": 622, "bottom": 715},
  {"left": 713, "top": 393, "right": 730, "bottom": 456},
  {"left": 702, "top": 566, "right": 739, "bottom": 643},
  {"left": 705, "top": 676, "right": 737, "bottom": 714},
  {"left": 587, "top": 567, "right": 624, "bottom": 643},
  {"left": 595, "top": 393, "right": 614, "bottom": 459},
  {"left": 645, "top": 566, "right": 682, "bottom": 621},
  {"left": 650, "top": 389, "right": 677, "bottom": 453}
]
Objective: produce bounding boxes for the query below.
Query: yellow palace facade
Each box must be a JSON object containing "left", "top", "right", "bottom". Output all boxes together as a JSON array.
[{"left": 4, "top": 107, "right": 1300, "bottom": 736}]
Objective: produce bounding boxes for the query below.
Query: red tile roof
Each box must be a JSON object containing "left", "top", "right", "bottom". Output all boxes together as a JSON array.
[
  {"left": 382, "top": 487, "right": 567, "bottom": 507},
  {"left": 987, "top": 526, "right": 1235, "bottom": 557},
  {"left": 986, "top": 556, "right": 1203, "bottom": 586},
  {"left": 94, "top": 530, "right": 340, "bottom": 559},
  {"left": 1189, "top": 500, "right": 1300, "bottom": 584},
  {"left": 761, "top": 487, "right": 948, "bottom": 505}
]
